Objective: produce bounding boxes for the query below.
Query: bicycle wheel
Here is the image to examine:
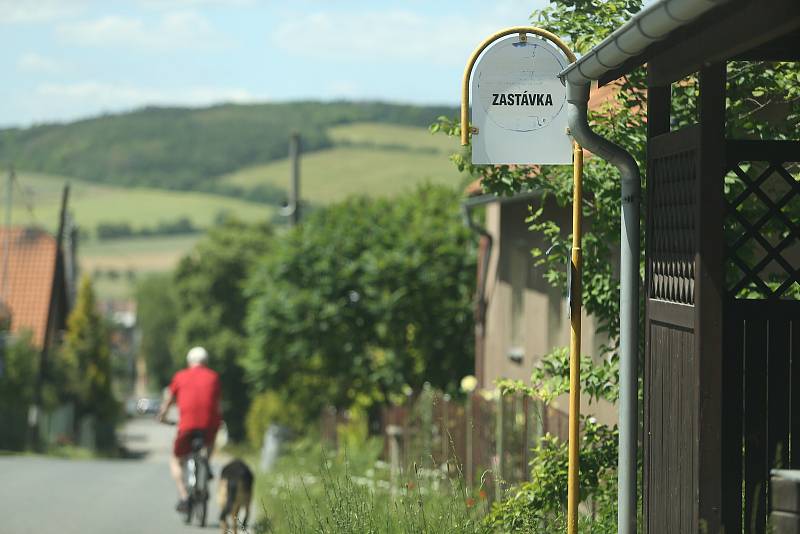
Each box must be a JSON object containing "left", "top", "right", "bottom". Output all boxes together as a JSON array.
[{"left": 184, "top": 456, "right": 196, "bottom": 525}]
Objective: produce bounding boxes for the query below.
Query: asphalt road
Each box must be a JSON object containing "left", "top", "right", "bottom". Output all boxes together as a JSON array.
[{"left": 0, "top": 417, "right": 229, "bottom": 534}]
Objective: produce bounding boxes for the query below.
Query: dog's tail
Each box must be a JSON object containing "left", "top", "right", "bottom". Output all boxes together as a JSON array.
[{"left": 219, "top": 477, "right": 237, "bottom": 521}]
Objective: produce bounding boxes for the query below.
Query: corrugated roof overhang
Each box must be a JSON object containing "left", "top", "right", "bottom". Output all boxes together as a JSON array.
[{"left": 560, "top": 0, "right": 800, "bottom": 87}]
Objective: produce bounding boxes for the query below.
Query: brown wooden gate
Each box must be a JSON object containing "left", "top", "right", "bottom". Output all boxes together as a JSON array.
[
  {"left": 723, "top": 300, "right": 800, "bottom": 533},
  {"left": 645, "top": 126, "right": 800, "bottom": 533},
  {"left": 720, "top": 140, "right": 800, "bottom": 533},
  {"left": 644, "top": 126, "right": 702, "bottom": 533}
]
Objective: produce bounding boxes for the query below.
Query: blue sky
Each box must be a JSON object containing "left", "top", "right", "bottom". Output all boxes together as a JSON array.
[{"left": 1, "top": 0, "right": 551, "bottom": 127}]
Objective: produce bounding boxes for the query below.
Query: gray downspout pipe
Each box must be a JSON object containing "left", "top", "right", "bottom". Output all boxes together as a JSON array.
[{"left": 565, "top": 81, "right": 640, "bottom": 534}]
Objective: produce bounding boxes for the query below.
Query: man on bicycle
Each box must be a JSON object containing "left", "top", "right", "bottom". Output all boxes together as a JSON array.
[{"left": 158, "top": 346, "right": 221, "bottom": 512}]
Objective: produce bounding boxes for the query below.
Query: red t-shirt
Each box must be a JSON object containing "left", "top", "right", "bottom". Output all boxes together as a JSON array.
[{"left": 169, "top": 366, "right": 221, "bottom": 432}]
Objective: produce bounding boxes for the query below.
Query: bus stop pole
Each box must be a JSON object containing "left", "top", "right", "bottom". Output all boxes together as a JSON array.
[{"left": 567, "top": 142, "right": 583, "bottom": 534}]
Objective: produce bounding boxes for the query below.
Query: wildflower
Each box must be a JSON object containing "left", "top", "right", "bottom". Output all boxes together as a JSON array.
[
  {"left": 466, "top": 497, "right": 475, "bottom": 508},
  {"left": 479, "top": 489, "right": 488, "bottom": 500},
  {"left": 406, "top": 481, "right": 416, "bottom": 490}
]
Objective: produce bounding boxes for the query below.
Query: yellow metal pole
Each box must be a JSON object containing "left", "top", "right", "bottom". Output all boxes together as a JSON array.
[
  {"left": 460, "top": 27, "right": 584, "bottom": 534},
  {"left": 567, "top": 143, "right": 583, "bottom": 534}
]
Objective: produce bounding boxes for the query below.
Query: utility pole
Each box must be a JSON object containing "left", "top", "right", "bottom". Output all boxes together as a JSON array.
[
  {"left": 1, "top": 167, "right": 12, "bottom": 305},
  {"left": 29, "top": 184, "right": 69, "bottom": 450},
  {"left": 282, "top": 132, "right": 301, "bottom": 226},
  {"left": 0, "top": 167, "right": 12, "bottom": 379}
]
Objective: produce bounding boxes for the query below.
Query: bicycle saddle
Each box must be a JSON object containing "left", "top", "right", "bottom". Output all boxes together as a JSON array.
[{"left": 189, "top": 430, "right": 206, "bottom": 453}]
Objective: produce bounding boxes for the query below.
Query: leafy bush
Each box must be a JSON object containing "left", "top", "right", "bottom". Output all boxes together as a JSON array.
[
  {"left": 245, "top": 391, "right": 304, "bottom": 449},
  {"left": 0, "top": 330, "right": 38, "bottom": 407},
  {"left": 171, "top": 218, "right": 273, "bottom": 442},
  {"left": 244, "top": 185, "right": 476, "bottom": 423},
  {"left": 484, "top": 419, "right": 617, "bottom": 532}
]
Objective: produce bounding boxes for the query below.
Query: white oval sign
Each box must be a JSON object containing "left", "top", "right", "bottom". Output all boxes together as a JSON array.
[{"left": 471, "top": 35, "right": 572, "bottom": 165}]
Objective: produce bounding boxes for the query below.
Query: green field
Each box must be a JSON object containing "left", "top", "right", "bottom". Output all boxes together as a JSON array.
[
  {"left": 84, "top": 235, "right": 203, "bottom": 299},
  {"left": 327, "top": 122, "right": 460, "bottom": 153},
  {"left": 3, "top": 121, "right": 464, "bottom": 300},
  {"left": 2, "top": 172, "right": 273, "bottom": 299},
  {"left": 5, "top": 172, "right": 273, "bottom": 233},
  {"left": 218, "top": 122, "right": 466, "bottom": 204}
]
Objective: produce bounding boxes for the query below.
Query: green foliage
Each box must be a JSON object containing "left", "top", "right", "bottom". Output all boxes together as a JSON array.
[
  {"left": 96, "top": 217, "right": 197, "bottom": 240},
  {"left": 172, "top": 218, "right": 273, "bottom": 442},
  {"left": 498, "top": 347, "right": 618, "bottom": 405},
  {"left": 485, "top": 418, "right": 617, "bottom": 532},
  {"left": 0, "top": 331, "right": 38, "bottom": 407},
  {"left": 243, "top": 185, "right": 475, "bottom": 422},
  {"left": 435, "top": 0, "right": 800, "bottom": 350},
  {"left": 432, "top": 1, "right": 800, "bottom": 530},
  {"left": 253, "top": 438, "right": 487, "bottom": 534},
  {"left": 245, "top": 390, "right": 304, "bottom": 449},
  {"left": 0, "top": 102, "right": 457, "bottom": 193},
  {"left": 59, "top": 275, "right": 117, "bottom": 420},
  {"left": 135, "top": 273, "right": 178, "bottom": 389}
]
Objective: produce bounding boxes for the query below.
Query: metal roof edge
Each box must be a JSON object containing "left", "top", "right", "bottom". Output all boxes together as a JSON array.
[{"left": 559, "top": 0, "right": 730, "bottom": 84}]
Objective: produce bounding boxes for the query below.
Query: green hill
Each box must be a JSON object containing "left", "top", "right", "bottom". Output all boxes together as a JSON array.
[
  {"left": 218, "top": 123, "right": 464, "bottom": 205},
  {"left": 0, "top": 103, "right": 466, "bottom": 299},
  {"left": 0, "top": 101, "right": 457, "bottom": 193},
  {"left": 6, "top": 171, "right": 273, "bottom": 234}
]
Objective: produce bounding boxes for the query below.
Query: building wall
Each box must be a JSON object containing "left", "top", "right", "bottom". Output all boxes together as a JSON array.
[{"left": 479, "top": 197, "right": 617, "bottom": 426}]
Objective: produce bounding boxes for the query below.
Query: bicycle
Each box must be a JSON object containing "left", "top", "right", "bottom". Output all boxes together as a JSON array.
[{"left": 183, "top": 429, "right": 210, "bottom": 527}]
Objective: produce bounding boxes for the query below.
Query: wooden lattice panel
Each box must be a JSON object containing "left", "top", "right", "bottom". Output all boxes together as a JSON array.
[
  {"left": 724, "top": 151, "right": 800, "bottom": 300},
  {"left": 649, "top": 150, "right": 697, "bottom": 304}
]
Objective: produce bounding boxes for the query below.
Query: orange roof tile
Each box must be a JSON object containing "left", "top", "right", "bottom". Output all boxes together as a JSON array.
[{"left": 0, "top": 227, "right": 58, "bottom": 348}]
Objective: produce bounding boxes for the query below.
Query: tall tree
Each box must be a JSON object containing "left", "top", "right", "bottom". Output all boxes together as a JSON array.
[
  {"left": 135, "top": 273, "right": 178, "bottom": 390},
  {"left": 61, "top": 275, "right": 116, "bottom": 420},
  {"left": 171, "top": 218, "right": 273, "bottom": 442},
  {"left": 244, "top": 185, "right": 476, "bottom": 421}
]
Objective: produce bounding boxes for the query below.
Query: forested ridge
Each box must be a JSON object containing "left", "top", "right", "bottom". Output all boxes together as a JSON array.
[{"left": 0, "top": 100, "right": 456, "bottom": 194}]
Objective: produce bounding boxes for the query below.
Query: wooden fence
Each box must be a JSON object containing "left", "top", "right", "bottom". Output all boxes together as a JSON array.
[{"left": 321, "top": 386, "right": 569, "bottom": 498}]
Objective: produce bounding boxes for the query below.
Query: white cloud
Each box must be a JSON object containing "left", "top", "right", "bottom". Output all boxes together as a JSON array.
[
  {"left": 272, "top": 4, "right": 543, "bottom": 66},
  {"left": 58, "top": 11, "right": 228, "bottom": 50},
  {"left": 17, "top": 53, "right": 64, "bottom": 74},
  {"left": 327, "top": 80, "right": 359, "bottom": 98},
  {"left": 0, "top": 0, "right": 86, "bottom": 24},
  {"left": 36, "top": 81, "right": 264, "bottom": 110}
]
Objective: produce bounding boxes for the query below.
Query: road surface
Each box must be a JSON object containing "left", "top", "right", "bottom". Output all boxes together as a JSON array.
[{"left": 0, "top": 417, "right": 232, "bottom": 534}]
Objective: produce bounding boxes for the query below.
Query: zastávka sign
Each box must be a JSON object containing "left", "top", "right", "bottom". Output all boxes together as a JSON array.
[{"left": 471, "top": 34, "right": 572, "bottom": 165}]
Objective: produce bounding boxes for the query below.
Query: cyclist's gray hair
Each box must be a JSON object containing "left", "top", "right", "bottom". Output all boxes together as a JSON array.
[{"left": 186, "top": 346, "right": 209, "bottom": 366}]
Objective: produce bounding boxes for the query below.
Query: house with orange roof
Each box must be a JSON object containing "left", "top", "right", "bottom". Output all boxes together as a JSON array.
[{"left": 0, "top": 226, "right": 71, "bottom": 352}]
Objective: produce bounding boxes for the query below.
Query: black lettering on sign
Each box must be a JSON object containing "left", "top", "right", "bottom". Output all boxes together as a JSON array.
[{"left": 491, "top": 92, "right": 555, "bottom": 106}]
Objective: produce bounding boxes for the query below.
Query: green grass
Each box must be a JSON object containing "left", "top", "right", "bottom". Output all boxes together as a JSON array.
[
  {"left": 252, "top": 437, "right": 488, "bottom": 534},
  {"left": 81, "top": 235, "right": 203, "bottom": 299},
  {"left": 327, "top": 122, "right": 460, "bottom": 154},
  {"left": 5, "top": 171, "right": 273, "bottom": 233},
  {"left": 219, "top": 146, "right": 465, "bottom": 206},
  {"left": 2, "top": 122, "right": 465, "bottom": 299},
  {"left": 81, "top": 234, "right": 201, "bottom": 270}
]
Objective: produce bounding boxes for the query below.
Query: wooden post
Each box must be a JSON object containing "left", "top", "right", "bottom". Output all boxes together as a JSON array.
[
  {"left": 442, "top": 394, "right": 450, "bottom": 464},
  {"left": 696, "top": 62, "right": 726, "bottom": 534},
  {"left": 387, "top": 425, "right": 402, "bottom": 497},
  {"left": 495, "top": 392, "right": 503, "bottom": 498},
  {"left": 466, "top": 391, "right": 474, "bottom": 490}
]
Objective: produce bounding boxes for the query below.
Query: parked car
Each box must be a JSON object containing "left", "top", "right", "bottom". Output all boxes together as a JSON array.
[{"left": 136, "top": 397, "right": 161, "bottom": 415}]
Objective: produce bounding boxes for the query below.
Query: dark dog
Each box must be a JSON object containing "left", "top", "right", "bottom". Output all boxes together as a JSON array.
[{"left": 218, "top": 459, "right": 254, "bottom": 533}]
